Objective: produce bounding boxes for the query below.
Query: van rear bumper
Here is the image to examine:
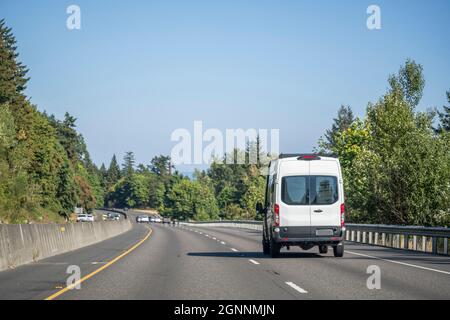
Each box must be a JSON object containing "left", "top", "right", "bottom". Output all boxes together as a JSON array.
[{"left": 272, "top": 226, "right": 344, "bottom": 244}]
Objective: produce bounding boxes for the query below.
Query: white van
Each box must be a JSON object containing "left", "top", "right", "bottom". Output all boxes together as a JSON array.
[{"left": 257, "top": 154, "right": 345, "bottom": 258}]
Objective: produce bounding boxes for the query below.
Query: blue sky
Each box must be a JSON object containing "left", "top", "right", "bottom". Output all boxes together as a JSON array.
[{"left": 1, "top": 0, "right": 449, "bottom": 171}]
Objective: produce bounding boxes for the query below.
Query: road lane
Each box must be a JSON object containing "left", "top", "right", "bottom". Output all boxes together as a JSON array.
[
  {"left": 187, "top": 225, "right": 450, "bottom": 299},
  {"left": 1, "top": 215, "right": 449, "bottom": 300},
  {"left": 0, "top": 223, "right": 148, "bottom": 300},
  {"left": 58, "top": 223, "right": 301, "bottom": 300}
]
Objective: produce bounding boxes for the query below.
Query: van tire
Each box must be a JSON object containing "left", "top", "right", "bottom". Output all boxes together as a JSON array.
[
  {"left": 269, "top": 239, "right": 281, "bottom": 258},
  {"left": 319, "top": 245, "right": 328, "bottom": 254},
  {"left": 333, "top": 243, "right": 344, "bottom": 257},
  {"left": 262, "top": 239, "right": 270, "bottom": 255}
]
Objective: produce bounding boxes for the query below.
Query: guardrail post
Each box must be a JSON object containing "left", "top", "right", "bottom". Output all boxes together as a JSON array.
[
  {"left": 351, "top": 231, "right": 355, "bottom": 242},
  {"left": 403, "top": 234, "right": 408, "bottom": 249},
  {"left": 432, "top": 237, "right": 437, "bottom": 255},
  {"left": 362, "top": 231, "right": 366, "bottom": 243},
  {"left": 345, "top": 230, "right": 349, "bottom": 241},
  {"left": 374, "top": 232, "right": 379, "bottom": 245},
  {"left": 394, "top": 234, "right": 400, "bottom": 248},
  {"left": 444, "top": 238, "right": 448, "bottom": 256},
  {"left": 381, "top": 233, "right": 386, "bottom": 246},
  {"left": 413, "top": 235, "right": 417, "bottom": 251},
  {"left": 422, "top": 236, "right": 427, "bottom": 252},
  {"left": 368, "top": 232, "right": 373, "bottom": 244},
  {"left": 357, "top": 231, "right": 361, "bottom": 242}
]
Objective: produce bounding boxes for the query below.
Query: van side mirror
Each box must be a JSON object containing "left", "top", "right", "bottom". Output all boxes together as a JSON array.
[{"left": 256, "top": 202, "right": 264, "bottom": 214}]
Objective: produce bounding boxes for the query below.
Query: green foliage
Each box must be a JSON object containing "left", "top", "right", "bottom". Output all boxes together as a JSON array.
[
  {"left": 0, "top": 21, "right": 104, "bottom": 223},
  {"left": 122, "top": 151, "right": 135, "bottom": 177},
  {"left": 0, "top": 19, "right": 29, "bottom": 105},
  {"left": 320, "top": 105, "right": 355, "bottom": 152},
  {"left": 319, "top": 60, "right": 450, "bottom": 226},
  {"left": 165, "top": 177, "right": 219, "bottom": 221},
  {"left": 389, "top": 58, "right": 425, "bottom": 108},
  {"left": 436, "top": 91, "right": 450, "bottom": 133}
]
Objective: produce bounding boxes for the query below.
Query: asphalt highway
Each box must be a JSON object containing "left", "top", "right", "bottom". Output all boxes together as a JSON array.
[{"left": 0, "top": 211, "right": 449, "bottom": 300}]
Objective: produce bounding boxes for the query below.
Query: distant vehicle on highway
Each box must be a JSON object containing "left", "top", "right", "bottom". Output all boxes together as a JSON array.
[
  {"left": 76, "top": 214, "right": 94, "bottom": 222},
  {"left": 108, "top": 213, "right": 121, "bottom": 221},
  {"left": 162, "top": 217, "right": 171, "bottom": 224},
  {"left": 257, "top": 154, "right": 345, "bottom": 258},
  {"left": 136, "top": 215, "right": 150, "bottom": 223},
  {"left": 152, "top": 216, "right": 162, "bottom": 223}
]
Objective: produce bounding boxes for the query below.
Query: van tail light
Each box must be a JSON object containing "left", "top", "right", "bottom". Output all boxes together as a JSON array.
[
  {"left": 340, "top": 203, "right": 345, "bottom": 227},
  {"left": 274, "top": 204, "right": 280, "bottom": 226}
]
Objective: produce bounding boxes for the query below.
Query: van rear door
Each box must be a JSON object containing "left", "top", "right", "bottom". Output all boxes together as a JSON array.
[
  {"left": 309, "top": 160, "right": 341, "bottom": 236},
  {"left": 278, "top": 160, "right": 311, "bottom": 238}
]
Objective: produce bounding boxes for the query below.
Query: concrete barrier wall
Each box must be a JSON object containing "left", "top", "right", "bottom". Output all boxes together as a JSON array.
[{"left": 0, "top": 220, "right": 132, "bottom": 271}]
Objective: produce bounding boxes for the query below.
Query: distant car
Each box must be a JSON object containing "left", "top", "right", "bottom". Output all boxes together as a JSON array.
[
  {"left": 153, "top": 217, "right": 162, "bottom": 223},
  {"left": 162, "top": 217, "right": 171, "bottom": 224},
  {"left": 136, "top": 215, "right": 150, "bottom": 223},
  {"left": 108, "top": 213, "right": 120, "bottom": 221},
  {"left": 77, "top": 214, "right": 94, "bottom": 222}
]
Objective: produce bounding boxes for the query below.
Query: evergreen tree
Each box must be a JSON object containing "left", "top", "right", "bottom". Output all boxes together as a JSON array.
[
  {"left": 0, "top": 19, "right": 29, "bottom": 105},
  {"left": 437, "top": 91, "right": 450, "bottom": 133},
  {"left": 150, "top": 155, "right": 172, "bottom": 176},
  {"left": 122, "top": 151, "right": 135, "bottom": 177},
  {"left": 106, "top": 154, "right": 121, "bottom": 187},
  {"left": 322, "top": 105, "right": 355, "bottom": 151}
]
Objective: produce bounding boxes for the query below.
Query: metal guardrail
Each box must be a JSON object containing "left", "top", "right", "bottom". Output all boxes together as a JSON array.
[
  {"left": 345, "top": 224, "right": 450, "bottom": 256},
  {"left": 181, "top": 220, "right": 450, "bottom": 256}
]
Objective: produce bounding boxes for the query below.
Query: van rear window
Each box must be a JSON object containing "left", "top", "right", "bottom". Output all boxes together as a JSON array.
[
  {"left": 310, "top": 176, "right": 338, "bottom": 205},
  {"left": 281, "top": 176, "right": 309, "bottom": 205},
  {"left": 281, "top": 176, "right": 339, "bottom": 205}
]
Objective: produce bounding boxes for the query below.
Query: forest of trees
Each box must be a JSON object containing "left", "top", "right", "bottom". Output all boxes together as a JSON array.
[
  {"left": 101, "top": 148, "right": 267, "bottom": 222},
  {"left": 0, "top": 20, "right": 104, "bottom": 223},
  {"left": 1, "top": 20, "right": 449, "bottom": 226},
  {"left": 317, "top": 60, "right": 450, "bottom": 227}
]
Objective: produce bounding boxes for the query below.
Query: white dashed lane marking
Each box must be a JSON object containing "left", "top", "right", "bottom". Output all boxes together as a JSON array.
[
  {"left": 249, "top": 259, "right": 260, "bottom": 265},
  {"left": 285, "top": 282, "right": 308, "bottom": 294}
]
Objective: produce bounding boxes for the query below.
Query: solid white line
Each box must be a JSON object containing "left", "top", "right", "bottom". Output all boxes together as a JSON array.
[
  {"left": 231, "top": 248, "right": 239, "bottom": 252},
  {"left": 285, "top": 282, "right": 308, "bottom": 294},
  {"left": 249, "top": 259, "right": 260, "bottom": 265},
  {"left": 345, "top": 250, "right": 450, "bottom": 275}
]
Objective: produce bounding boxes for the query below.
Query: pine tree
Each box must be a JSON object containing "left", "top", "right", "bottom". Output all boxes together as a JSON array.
[
  {"left": 322, "top": 105, "right": 355, "bottom": 151},
  {"left": 0, "top": 19, "right": 29, "bottom": 105},
  {"left": 122, "top": 151, "right": 135, "bottom": 177},
  {"left": 150, "top": 155, "right": 172, "bottom": 176},
  {"left": 437, "top": 91, "right": 450, "bottom": 133},
  {"left": 106, "top": 154, "right": 121, "bottom": 187}
]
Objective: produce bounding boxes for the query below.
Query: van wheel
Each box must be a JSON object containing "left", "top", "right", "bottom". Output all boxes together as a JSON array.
[
  {"left": 333, "top": 243, "right": 344, "bottom": 257},
  {"left": 319, "top": 245, "right": 328, "bottom": 254},
  {"left": 262, "top": 239, "right": 270, "bottom": 255},
  {"left": 269, "top": 239, "right": 281, "bottom": 258}
]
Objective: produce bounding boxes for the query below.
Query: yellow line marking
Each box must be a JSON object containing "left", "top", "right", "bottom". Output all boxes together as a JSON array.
[{"left": 44, "top": 227, "right": 152, "bottom": 300}]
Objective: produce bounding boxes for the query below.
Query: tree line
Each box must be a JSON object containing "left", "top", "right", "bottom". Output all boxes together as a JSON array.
[
  {"left": 0, "top": 20, "right": 104, "bottom": 223},
  {"left": 101, "top": 146, "right": 267, "bottom": 222},
  {"left": 317, "top": 60, "right": 450, "bottom": 226}
]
